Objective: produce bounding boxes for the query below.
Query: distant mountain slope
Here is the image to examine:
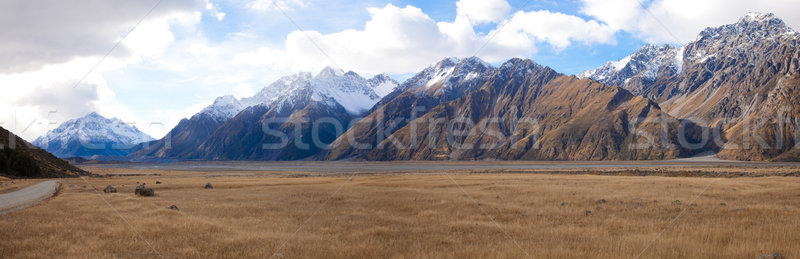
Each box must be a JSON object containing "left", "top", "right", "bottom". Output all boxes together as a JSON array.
[
  {"left": 580, "top": 13, "right": 800, "bottom": 161},
  {"left": 33, "top": 112, "right": 154, "bottom": 158},
  {"left": 1, "top": 126, "right": 88, "bottom": 178},
  {"left": 132, "top": 67, "right": 398, "bottom": 161},
  {"left": 327, "top": 58, "right": 703, "bottom": 161}
]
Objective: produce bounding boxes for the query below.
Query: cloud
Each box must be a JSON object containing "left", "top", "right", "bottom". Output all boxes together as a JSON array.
[
  {"left": 456, "top": 0, "right": 511, "bottom": 24},
  {"left": 580, "top": 0, "right": 642, "bottom": 31},
  {"left": 0, "top": 0, "right": 203, "bottom": 74},
  {"left": 233, "top": 3, "right": 617, "bottom": 74},
  {"left": 0, "top": 0, "right": 203, "bottom": 140},
  {"left": 580, "top": 0, "right": 800, "bottom": 44},
  {"left": 500, "top": 10, "right": 617, "bottom": 50}
]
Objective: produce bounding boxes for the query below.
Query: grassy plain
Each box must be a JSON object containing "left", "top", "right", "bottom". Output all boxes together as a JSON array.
[{"left": 1, "top": 164, "right": 799, "bottom": 258}]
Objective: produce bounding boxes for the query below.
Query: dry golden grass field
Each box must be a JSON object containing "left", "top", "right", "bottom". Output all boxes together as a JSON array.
[{"left": 2, "top": 163, "right": 799, "bottom": 258}]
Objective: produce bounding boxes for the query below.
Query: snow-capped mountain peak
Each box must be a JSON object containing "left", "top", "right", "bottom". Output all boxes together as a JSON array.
[
  {"left": 579, "top": 12, "right": 797, "bottom": 100},
  {"left": 32, "top": 112, "right": 155, "bottom": 158},
  {"left": 316, "top": 66, "right": 346, "bottom": 78},
  {"left": 696, "top": 12, "right": 794, "bottom": 43},
  {"left": 578, "top": 44, "right": 681, "bottom": 90},
  {"left": 740, "top": 12, "right": 789, "bottom": 29},
  {"left": 408, "top": 56, "right": 494, "bottom": 92},
  {"left": 194, "top": 72, "right": 315, "bottom": 122},
  {"left": 197, "top": 95, "right": 247, "bottom": 122},
  {"left": 743, "top": 12, "right": 776, "bottom": 23},
  {"left": 192, "top": 67, "right": 399, "bottom": 122},
  {"left": 306, "top": 68, "right": 398, "bottom": 114}
]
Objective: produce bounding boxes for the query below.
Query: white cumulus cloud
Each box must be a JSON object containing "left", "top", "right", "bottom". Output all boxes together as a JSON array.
[
  {"left": 234, "top": 3, "right": 617, "bottom": 74},
  {"left": 456, "top": 0, "right": 511, "bottom": 24}
]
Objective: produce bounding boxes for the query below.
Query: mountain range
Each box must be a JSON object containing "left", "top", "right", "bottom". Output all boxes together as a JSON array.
[
  {"left": 580, "top": 12, "right": 800, "bottom": 161},
  {"left": 25, "top": 12, "right": 800, "bottom": 162},
  {"left": 131, "top": 67, "right": 398, "bottom": 161}
]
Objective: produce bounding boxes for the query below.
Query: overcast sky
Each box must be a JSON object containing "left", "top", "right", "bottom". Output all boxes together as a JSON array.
[{"left": 2, "top": 0, "right": 799, "bottom": 141}]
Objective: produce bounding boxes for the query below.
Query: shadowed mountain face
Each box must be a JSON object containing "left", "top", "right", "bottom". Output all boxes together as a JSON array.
[
  {"left": 1, "top": 126, "right": 88, "bottom": 178},
  {"left": 326, "top": 58, "right": 703, "bottom": 161},
  {"left": 131, "top": 112, "right": 225, "bottom": 160},
  {"left": 187, "top": 95, "right": 353, "bottom": 161},
  {"left": 581, "top": 13, "right": 800, "bottom": 161}
]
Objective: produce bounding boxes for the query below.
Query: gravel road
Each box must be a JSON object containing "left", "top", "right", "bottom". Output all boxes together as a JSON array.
[{"left": 0, "top": 180, "right": 59, "bottom": 214}]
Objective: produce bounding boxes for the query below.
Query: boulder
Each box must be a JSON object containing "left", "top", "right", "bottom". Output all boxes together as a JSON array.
[
  {"left": 103, "top": 185, "right": 117, "bottom": 193},
  {"left": 135, "top": 183, "right": 154, "bottom": 197}
]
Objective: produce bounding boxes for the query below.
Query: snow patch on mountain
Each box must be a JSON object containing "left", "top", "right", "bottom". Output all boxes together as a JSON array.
[
  {"left": 675, "top": 45, "right": 685, "bottom": 74},
  {"left": 423, "top": 66, "right": 456, "bottom": 89},
  {"left": 372, "top": 80, "right": 397, "bottom": 97},
  {"left": 309, "top": 71, "right": 389, "bottom": 114},
  {"left": 612, "top": 55, "right": 632, "bottom": 71}
]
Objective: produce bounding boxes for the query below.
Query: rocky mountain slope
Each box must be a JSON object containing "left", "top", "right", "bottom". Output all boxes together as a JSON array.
[
  {"left": 326, "top": 57, "right": 496, "bottom": 160},
  {"left": 33, "top": 112, "right": 154, "bottom": 158},
  {"left": 1, "top": 126, "right": 88, "bottom": 178},
  {"left": 326, "top": 58, "right": 703, "bottom": 161},
  {"left": 580, "top": 13, "right": 800, "bottom": 161}
]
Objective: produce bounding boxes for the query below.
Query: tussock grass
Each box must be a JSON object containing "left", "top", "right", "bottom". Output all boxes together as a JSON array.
[{"left": 1, "top": 169, "right": 798, "bottom": 258}]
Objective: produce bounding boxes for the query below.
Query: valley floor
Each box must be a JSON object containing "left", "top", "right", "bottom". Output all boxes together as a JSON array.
[{"left": 2, "top": 163, "right": 799, "bottom": 258}]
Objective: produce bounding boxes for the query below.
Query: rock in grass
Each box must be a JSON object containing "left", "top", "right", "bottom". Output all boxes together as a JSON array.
[
  {"left": 135, "top": 183, "right": 154, "bottom": 197},
  {"left": 103, "top": 185, "right": 117, "bottom": 193},
  {"left": 204, "top": 182, "right": 213, "bottom": 189}
]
